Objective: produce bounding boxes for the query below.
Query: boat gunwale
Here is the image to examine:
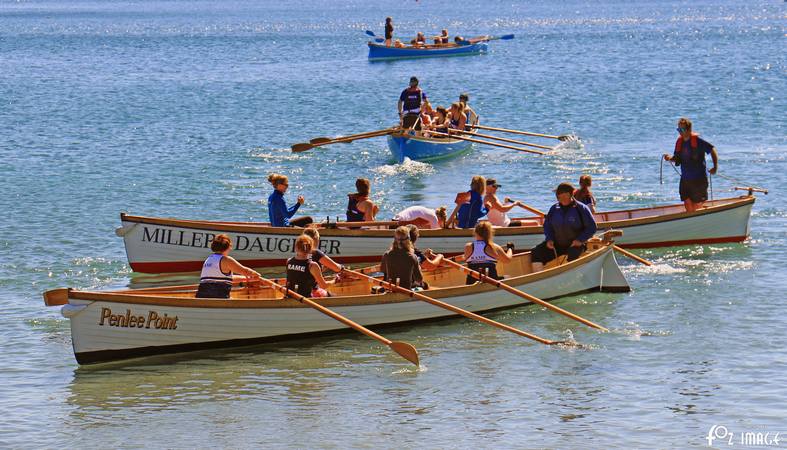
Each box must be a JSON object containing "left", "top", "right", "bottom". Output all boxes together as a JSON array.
[
  {"left": 64, "top": 244, "right": 616, "bottom": 309},
  {"left": 119, "top": 195, "right": 755, "bottom": 237}
]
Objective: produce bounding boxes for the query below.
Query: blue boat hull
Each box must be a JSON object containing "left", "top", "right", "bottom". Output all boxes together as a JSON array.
[
  {"left": 368, "top": 42, "right": 488, "bottom": 61},
  {"left": 387, "top": 133, "right": 473, "bottom": 163}
]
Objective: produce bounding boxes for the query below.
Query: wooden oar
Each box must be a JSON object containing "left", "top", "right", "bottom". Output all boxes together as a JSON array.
[
  {"left": 292, "top": 128, "right": 396, "bottom": 153},
  {"left": 504, "top": 198, "right": 547, "bottom": 217},
  {"left": 468, "top": 124, "right": 572, "bottom": 141},
  {"left": 462, "top": 130, "right": 554, "bottom": 150},
  {"left": 429, "top": 130, "right": 545, "bottom": 155},
  {"left": 342, "top": 268, "right": 571, "bottom": 346},
  {"left": 461, "top": 34, "right": 515, "bottom": 44},
  {"left": 257, "top": 277, "right": 420, "bottom": 366},
  {"left": 440, "top": 259, "right": 608, "bottom": 332}
]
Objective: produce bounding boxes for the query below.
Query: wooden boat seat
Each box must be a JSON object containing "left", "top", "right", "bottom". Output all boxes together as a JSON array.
[
  {"left": 497, "top": 253, "right": 532, "bottom": 278},
  {"left": 423, "top": 265, "right": 466, "bottom": 288},
  {"left": 329, "top": 278, "right": 373, "bottom": 297}
]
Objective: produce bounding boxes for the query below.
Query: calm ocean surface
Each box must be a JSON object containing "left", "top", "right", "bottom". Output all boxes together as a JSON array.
[{"left": 1, "top": 0, "right": 785, "bottom": 447}]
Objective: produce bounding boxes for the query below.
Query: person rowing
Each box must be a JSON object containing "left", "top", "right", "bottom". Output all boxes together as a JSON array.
[
  {"left": 286, "top": 235, "right": 331, "bottom": 298},
  {"left": 393, "top": 205, "right": 447, "bottom": 229},
  {"left": 267, "top": 173, "right": 313, "bottom": 227},
  {"left": 458, "top": 93, "right": 478, "bottom": 129},
  {"left": 196, "top": 234, "right": 262, "bottom": 299},
  {"left": 450, "top": 175, "right": 489, "bottom": 229},
  {"left": 484, "top": 178, "right": 524, "bottom": 227},
  {"left": 425, "top": 106, "right": 449, "bottom": 138},
  {"left": 301, "top": 228, "right": 342, "bottom": 273},
  {"left": 447, "top": 102, "right": 467, "bottom": 132},
  {"left": 433, "top": 29, "right": 449, "bottom": 45},
  {"left": 406, "top": 224, "right": 444, "bottom": 271},
  {"left": 380, "top": 226, "right": 424, "bottom": 290},
  {"left": 346, "top": 178, "right": 379, "bottom": 222},
  {"left": 462, "top": 222, "right": 514, "bottom": 285},
  {"left": 573, "top": 174, "right": 597, "bottom": 213},
  {"left": 410, "top": 31, "right": 427, "bottom": 47},
  {"left": 530, "top": 182, "right": 597, "bottom": 270}
]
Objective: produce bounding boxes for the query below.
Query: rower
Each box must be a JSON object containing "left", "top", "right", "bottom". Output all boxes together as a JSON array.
[
  {"left": 452, "top": 175, "right": 489, "bottom": 229},
  {"left": 573, "top": 175, "right": 597, "bottom": 213},
  {"left": 406, "top": 224, "right": 444, "bottom": 271},
  {"left": 267, "top": 173, "right": 313, "bottom": 227},
  {"left": 380, "top": 226, "right": 424, "bottom": 290},
  {"left": 301, "top": 228, "right": 342, "bottom": 273},
  {"left": 463, "top": 222, "right": 513, "bottom": 285},
  {"left": 410, "top": 31, "right": 427, "bottom": 47},
  {"left": 458, "top": 93, "right": 478, "bottom": 129},
  {"left": 447, "top": 102, "right": 467, "bottom": 132},
  {"left": 394, "top": 205, "right": 447, "bottom": 229},
  {"left": 484, "top": 178, "right": 524, "bottom": 227},
  {"left": 346, "top": 178, "right": 379, "bottom": 222},
  {"left": 286, "top": 235, "right": 331, "bottom": 298},
  {"left": 196, "top": 234, "right": 262, "bottom": 299},
  {"left": 398, "top": 76, "right": 428, "bottom": 130},
  {"left": 530, "top": 182, "right": 597, "bottom": 270},
  {"left": 433, "top": 29, "right": 449, "bottom": 44}
]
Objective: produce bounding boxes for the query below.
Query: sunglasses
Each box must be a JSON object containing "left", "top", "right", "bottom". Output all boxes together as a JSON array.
[{"left": 676, "top": 127, "right": 686, "bottom": 133}]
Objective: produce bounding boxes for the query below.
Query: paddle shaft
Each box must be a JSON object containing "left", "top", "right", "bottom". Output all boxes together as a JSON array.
[
  {"left": 505, "top": 198, "right": 546, "bottom": 217},
  {"left": 469, "top": 124, "right": 564, "bottom": 140},
  {"left": 428, "top": 131, "right": 545, "bottom": 155},
  {"left": 464, "top": 131, "right": 554, "bottom": 150},
  {"left": 258, "top": 277, "right": 420, "bottom": 365},
  {"left": 342, "top": 268, "right": 556, "bottom": 345},
  {"left": 441, "top": 259, "right": 608, "bottom": 332},
  {"left": 293, "top": 128, "right": 395, "bottom": 152},
  {"left": 311, "top": 128, "right": 396, "bottom": 145}
]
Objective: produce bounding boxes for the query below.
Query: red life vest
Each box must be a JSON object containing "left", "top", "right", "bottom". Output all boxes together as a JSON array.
[{"left": 675, "top": 133, "right": 699, "bottom": 152}]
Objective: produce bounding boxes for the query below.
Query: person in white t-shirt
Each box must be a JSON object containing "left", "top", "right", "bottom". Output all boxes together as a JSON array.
[
  {"left": 393, "top": 206, "right": 447, "bottom": 229},
  {"left": 484, "top": 179, "right": 524, "bottom": 227}
]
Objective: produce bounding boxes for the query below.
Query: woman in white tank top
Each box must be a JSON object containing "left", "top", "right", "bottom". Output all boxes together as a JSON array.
[
  {"left": 462, "top": 222, "right": 514, "bottom": 284},
  {"left": 196, "top": 234, "right": 263, "bottom": 299},
  {"left": 484, "top": 179, "right": 525, "bottom": 227}
]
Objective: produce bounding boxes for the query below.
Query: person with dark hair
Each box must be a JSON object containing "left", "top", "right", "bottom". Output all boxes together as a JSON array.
[
  {"left": 398, "top": 76, "right": 428, "bottom": 130},
  {"left": 484, "top": 178, "right": 524, "bottom": 227},
  {"left": 447, "top": 102, "right": 467, "bottom": 131},
  {"left": 286, "top": 235, "right": 331, "bottom": 298},
  {"left": 384, "top": 17, "right": 394, "bottom": 47},
  {"left": 663, "top": 117, "right": 719, "bottom": 212},
  {"left": 301, "top": 228, "right": 342, "bottom": 273},
  {"left": 405, "top": 224, "right": 444, "bottom": 271},
  {"left": 346, "top": 178, "right": 379, "bottom": 222},
  {"left": 573, "top": 175, "right": 597, "bottom": 213},
  {"left": 458, "top": 93, "right": 477, "bottom": 128},
  {"left": 380, "top": 226, "right": 424, "bottom": 290},
  {"left": 267, "top": 173, "right": 313, "bottom": 227},
  {"left": 196, "top": 234, "right": 262, "bottom": 299},
  {"left": 463, "top": 222, "right": 513, "bottom": 284},
  {"left": 530, "top": 183, "right": 597, "bottom": 268}
]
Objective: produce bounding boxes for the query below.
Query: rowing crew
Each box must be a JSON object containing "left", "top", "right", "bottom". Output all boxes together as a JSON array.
[
  {"left": 382, "top": 17, "right": 463, "bottom": 48},
  {"left": 397, "top": 76, "right": 477, "bottom": 133}
]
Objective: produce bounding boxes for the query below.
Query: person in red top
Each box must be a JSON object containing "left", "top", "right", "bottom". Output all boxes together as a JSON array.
[
  {"left": 663, "top": 117, "right": 719, "bottom": 212},
  {"left": 573, "top": 175, "right": 597, "bottom": 213}
]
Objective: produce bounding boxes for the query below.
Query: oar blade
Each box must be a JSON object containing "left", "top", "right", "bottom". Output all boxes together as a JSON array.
[
  {"left": 43, "top": 288, "right": 69, "bottom": 306},
  {"left": 500, "top": 34, "right": 515, "bottom": 40},
  {"left": 365, "top": 30, "right": 376, "bottom": 37},
  {"left": 390, "top": 341, "right": 420, "bottom": 366},
  {"left": 291, "top": 142, "right": 315, "bottom": 153},
  {"left": 309, "top": 137, "right": 333, "bottom": 145}
]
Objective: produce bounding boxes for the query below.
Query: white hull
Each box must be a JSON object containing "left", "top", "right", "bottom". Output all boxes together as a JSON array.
[
  {"left": 61, "top": 246, "right": 628, "bottom": 364},
  {"left": 119, "top": 196, "right": 755, "bottom": 273}
]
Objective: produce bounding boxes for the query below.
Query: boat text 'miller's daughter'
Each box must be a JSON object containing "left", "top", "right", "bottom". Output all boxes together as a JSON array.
[{"left": 139, "top": 225, "right": 343, "bottom": 255}]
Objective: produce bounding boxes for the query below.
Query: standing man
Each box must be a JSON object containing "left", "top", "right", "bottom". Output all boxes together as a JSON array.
[
  {"left": 663, "top": 117, "right": 719, "bottom": 212},
  {"left": 398, "top": 76, "right": 427, "bottom": 130},
  {"left": 530, "top": 182, "right": 597, "bottom": 268},
  {"left": 384, "top": 17, "right": 394, "bottom": 47}
]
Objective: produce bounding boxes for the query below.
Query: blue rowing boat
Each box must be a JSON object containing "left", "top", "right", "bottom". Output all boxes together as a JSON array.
[
  {"left": 387, "top": 129, "right": 475, "bottom": 163},
  {"left": 368, "top": 41, "right": 488, "bottom": 61}
]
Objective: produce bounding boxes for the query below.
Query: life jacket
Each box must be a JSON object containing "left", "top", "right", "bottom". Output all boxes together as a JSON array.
[
  {"left": 346, "top": 193, "right": 367, "bottom": 222},
  {"left": 401, "top": 87, "right": 423, "bottom": 114},
  {"left": 286, "top": 257, "right": 316, "bottom": 298},
  {"left": 674, "top": 133, "right": 704, "bottom": 165},
  {"left": 551, "top": 202, "right": 586, "bottom": 248},
  {"left": 675, "top": 133, "right": 699, "bottom": 152}
]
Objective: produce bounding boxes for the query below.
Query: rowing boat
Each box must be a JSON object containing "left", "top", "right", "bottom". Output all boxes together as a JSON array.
[
  {"left": 368, "top": 41, "right": 488, "bottom": 61},
  {"left": 387, "top": 127, "right": 476, "bottom": 163},
  {"left": 117, "top": 195, "right": 756, "bottom": 274},
  {"left": 43, "top": 241, "right": 629, "bottom": 365}
]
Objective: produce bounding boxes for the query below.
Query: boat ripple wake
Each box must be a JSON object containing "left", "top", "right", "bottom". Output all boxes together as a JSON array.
[
  {"left": 373, "top": 157, "right": 435, "bottom": 177},
  {"left": 615, "top": 322, "right": 672, "bottom": 340}
]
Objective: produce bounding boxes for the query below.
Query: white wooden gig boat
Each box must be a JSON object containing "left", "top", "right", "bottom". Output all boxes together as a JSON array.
[
  {"left": 44, "top": 242, "right": 629, "bottom": 365},
  {"left": 118, "top": 195, "right": 756, "bottom": 274}
]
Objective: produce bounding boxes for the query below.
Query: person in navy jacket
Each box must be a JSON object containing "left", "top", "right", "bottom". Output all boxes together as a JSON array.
[
  {"left": 531, "top": 182, "right": 597, "bottom": 265},
  {"left": 267, "top": 173, "right": 313, "bottom": 227}
]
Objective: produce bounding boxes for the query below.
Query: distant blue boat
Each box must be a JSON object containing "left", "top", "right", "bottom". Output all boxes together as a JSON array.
[
  {"left": 387, "top": 130, "right": 475, "bottom": 163},
  {"left": 368, "top": 41, "right": 488, "bottom": 61}
]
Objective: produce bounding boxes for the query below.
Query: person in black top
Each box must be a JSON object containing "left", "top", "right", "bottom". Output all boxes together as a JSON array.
[
  {"left": 286, "top": 235, "right": 331, "bottom": 298},
  {"left": 301, "top": 228, "right": 342, "bottom": 273},
  {"left": 398, "top": 76, "right": 427, "bottom": 130},
  {"left": 405, "top": 224, "right": 444, "bottom": 271},
  {"left": 380, "top": 226, "right": 424, "bottom": 290},
  {"left": 384, "top": 17, "right": 394, "bottom": 47}
]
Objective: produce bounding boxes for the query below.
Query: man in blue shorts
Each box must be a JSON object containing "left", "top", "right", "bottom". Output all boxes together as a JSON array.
[{"left": 663, "top": 117, "right": 719, "bottom": 212}]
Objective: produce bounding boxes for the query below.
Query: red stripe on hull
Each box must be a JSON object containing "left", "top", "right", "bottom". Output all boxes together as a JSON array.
[{"left": 617, "top": 235, "right": 748, "bottom": 249}]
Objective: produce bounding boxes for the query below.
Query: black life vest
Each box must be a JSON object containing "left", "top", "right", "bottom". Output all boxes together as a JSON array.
[
  {"left": 286, "top": 257, "right": 316, "bottom": 297},
  {"left": 402, "top": 87, "right": 423, "bottom": 114},
  {"left": 346, "top": 193, "right": 367, "bottom": 222}
]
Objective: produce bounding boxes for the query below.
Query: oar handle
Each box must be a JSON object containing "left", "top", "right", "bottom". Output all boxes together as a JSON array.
[
  {"left": 612, "top": 245, "right": 653, "bottom": 266},
  {"left": 429, "top": 130, "right": 545, "bottom": 155},
  {"left": 505, "top": 198, "right": 546, "bottom": 217},
  {"left": 343, "top": 268, "right": 555, "bottom": 345},
  {"left": 440, "top": 259, "right": 608, "bottom": 332}
]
